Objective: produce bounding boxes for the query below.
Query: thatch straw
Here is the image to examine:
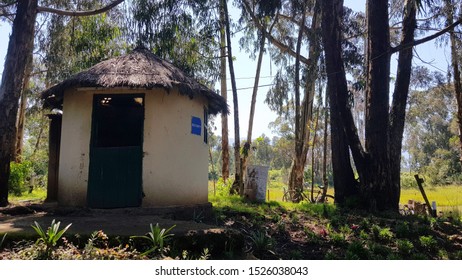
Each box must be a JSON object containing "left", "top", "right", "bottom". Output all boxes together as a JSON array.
[{"left": 41, "top": 47, "right": 228, "bottom": 115}]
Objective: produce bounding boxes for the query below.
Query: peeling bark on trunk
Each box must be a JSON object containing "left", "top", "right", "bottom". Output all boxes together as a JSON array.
[
  {"left": 15, "top": 90, "right": 27, "bottom": 163},
  {"left": 288, "top": 0, "right": 320, "bottom": 202},
  {"left": 288, "top": 0, "right": 306, "bottom": 201},
  {"left": 14, "top": 52, "right": 33, "bottom": 163},
  {"left": 0, "top": 0, "right": 38, "bottom": 207},
  {"left": 219, "top": 0, "right": 230, "bottom": 181}
]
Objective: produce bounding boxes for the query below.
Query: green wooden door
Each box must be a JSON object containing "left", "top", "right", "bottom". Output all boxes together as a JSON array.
[{"left": 88, "top": 94, "right": 144, "bottom": 208}]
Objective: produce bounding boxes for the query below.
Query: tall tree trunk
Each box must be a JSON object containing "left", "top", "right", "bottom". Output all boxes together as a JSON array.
[
  {"left": 288, "top": 0, "right": 307, "bottom": 202},
  {"left": 363, "top": 0, "right": 392, "bottom": 211},
  {"left": 0, "top": 0, "right": 38, "bottom": 207},
  {"left": 14, "top": 52, "right": 33, "bottom": 163},
  {"left": 389, "top": 0, "right": 417, "bottom": 211},
  {"left": 328, "top": 85, "right": 358, "bottom": 204},
  {"left": 242, "top": 32, "right": 266, "bottom": 177},
  {"left": 15, "top": 90, "right": 27, "bottom": 163},
  {"left": 219, "top": 0, "right": 230, "bottom": 181},
  {"left": 445, "top": 0, "right": 462, "bottom": 166},
  {"left": 321, "top": 0, "right": 360, "bottom": 205},
  {"left": 223, "top": 0, "right": 243, "bottom": 195},
  {"left": 310, "top": 106, "right": 320, "bottom": 201},
  {"left": 32, "top": 114, "right": 47, "bottom": 157},
  {"left": 321, "top": 93, "right": 329, "bottom": 201},
  {"left": 288, "top": 0, "right": 320, "bottom": 202}
]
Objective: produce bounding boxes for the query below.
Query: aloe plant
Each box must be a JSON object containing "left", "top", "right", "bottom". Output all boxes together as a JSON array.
[
  {"left": 31, "top": 219, "right": 72, "bottom": 258},
  {"left": 131, "top": 223, "right": 175, "bottom": 256}
]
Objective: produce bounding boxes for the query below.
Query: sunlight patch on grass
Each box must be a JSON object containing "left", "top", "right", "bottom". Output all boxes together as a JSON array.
[
  {"left": 9, "top": 188, "right": 47, "bottom": 203},
  {"left": 208, "top": 180, "right": 335, "bottom": 206},
  {"left": 400, "top": 185, "right": 462, "bottom": 207},
  {"left": 209, "top": 191, "right": 337, "bottom": 219}
]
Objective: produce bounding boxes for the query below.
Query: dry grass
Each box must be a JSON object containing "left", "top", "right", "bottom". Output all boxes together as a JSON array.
[{"left": 400, "top": 185, "right": 462, "bottom": 207}]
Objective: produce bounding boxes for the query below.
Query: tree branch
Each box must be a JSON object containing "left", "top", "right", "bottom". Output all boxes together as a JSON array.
[
  {"left": 391, "top": 17, "right": 462, "bottom": 53},
  {"left": 242, "top": 0, "right": 311, "bottom": 65},
  {"left": 278, "top": 13, "right": 312, "bottom": 37},
  {"left": 0, "top": 1, "right": 17, "bottom": 9},
  {"left": 37, "top": 0, "right": 124, "bottom": 17}
]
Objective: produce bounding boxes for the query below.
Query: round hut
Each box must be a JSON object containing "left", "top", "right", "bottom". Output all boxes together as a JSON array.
[{"left": 41, "top": 47, "right": 227, "bottom": 209}]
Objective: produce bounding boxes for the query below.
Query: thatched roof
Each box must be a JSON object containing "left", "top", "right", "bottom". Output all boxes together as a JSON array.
[{"left": 41, "top": 47, "right": 228, "bottom": 115}]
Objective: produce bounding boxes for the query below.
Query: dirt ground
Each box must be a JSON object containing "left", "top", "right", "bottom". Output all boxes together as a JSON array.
[{"left": 0, "top": 202, "right": 224, "bottom": 237}]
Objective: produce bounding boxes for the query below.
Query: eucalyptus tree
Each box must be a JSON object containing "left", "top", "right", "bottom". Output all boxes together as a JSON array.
[
  {"left": 125, "top": 0, "right": 221, "bottom": 83},
  {"left": 124, "top": 0, "right": 229, "bottom": 185},
  {"left": 241, "top": 0, "right": 322, "bottom": 201},
  {"left": 0, "top": 0, "right": 125, "bottom": 206},
  {"left": 13, "top": 51, "right": 32, "bottom": 163},
  {"left": 219, "top": 0, "right": 230, "bottom": 182},
  {"left": 321, "top": 0, "right": 462, "bottom": 211},
  {"left": 444, "top": 0, "right": 462, "bottom": 165},
  {"left": 41, "top": 2, "right": 122, "bottom": 85},
  {"left": 237, "top": 0, "right": 275, "bottom": 182},
  {"left": 222, "top": 0, "right": 244, "bottom": 195},
  {"left": 405, "top": 81, "right": 460, "bottom": 184}
]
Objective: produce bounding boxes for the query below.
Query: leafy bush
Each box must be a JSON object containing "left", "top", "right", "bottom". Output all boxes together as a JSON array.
[
  {"left": 215, "top": 177, "right": 233, "bottom": 197},
  {"left": 345, "top": 241, "right": 370, "bottom": 259},
  {"left": 268, "top": 169, "right": 283, "bottom": 181},
  {"left": 422, "top": 149, "right": 461, "bottom": 185},
  {"left": 359, "top": 230, "right": 369, "bottom": 240},
  {"left": 371, "top": 224, "right": 381, "bottom": 240},
  {"left": 400, "top": 173, "right": 417, "bottom": 189},
  {"left": 330, "top": 232, "right": 347, "bottom": 247},
  {"left": 369, "top": 242, "right": 392, "bottom": 259},
  {"left": 371, "top": 225, "right": 394, "bottom": 242},
  {"left": 396, "top": 239, "right": 414, "bottom": 256},
  {"left": 378, "top": 227, "right": 394, "bottom": 242},
  {"left": 268, "top": 168, "right": 289, "bottom": 184},
  {"left": 438, "top": 249, "right": 449, "bottom": 260},
  {"left": 8, "top": 161, "right": 33, "bottom": 196},
  {"left": 451, "top": 250, "right": 462, "bottom": 260},
  {"left": 395, "top": 222, "right": 411, "bottom": 238},
  {"left": 419, "top": 235, "right": 438, "bottom": 252}
]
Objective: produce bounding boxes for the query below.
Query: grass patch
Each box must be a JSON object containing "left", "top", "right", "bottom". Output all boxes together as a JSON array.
[
  {"left": 9, "top": 187, "right": 47, "bottom": 203},
  {"left": 400, "top": 185, "right": 462, "bottom": 207}
]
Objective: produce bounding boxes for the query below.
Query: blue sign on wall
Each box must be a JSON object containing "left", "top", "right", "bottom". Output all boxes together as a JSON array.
[{"left": 191, "top": 116, "right": 202, "bottom": 135}]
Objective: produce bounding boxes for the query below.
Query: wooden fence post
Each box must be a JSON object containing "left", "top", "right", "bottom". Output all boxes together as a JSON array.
[{"left": 414, "top": 174, "right": 436, "bottom": 217}]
